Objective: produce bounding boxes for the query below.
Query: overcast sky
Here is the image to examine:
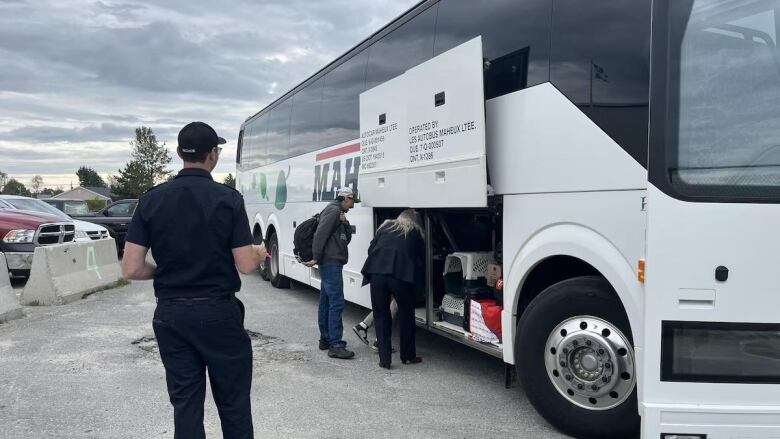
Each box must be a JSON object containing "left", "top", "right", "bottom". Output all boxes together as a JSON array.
[{"left": 0, "top": 0, "right": 417, "bottom": 187}]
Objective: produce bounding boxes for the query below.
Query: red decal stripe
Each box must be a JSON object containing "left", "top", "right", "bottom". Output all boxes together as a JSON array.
[{"left": 315, "top": 143, "right": 360, "bottom": 161}]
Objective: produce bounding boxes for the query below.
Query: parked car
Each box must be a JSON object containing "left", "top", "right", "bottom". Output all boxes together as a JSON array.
[
  {"left": 44, "top": 199, "right": 138, "bottom": 251},
  {"left": 0, "top": 195, "right": 110, "bottom": 242},
  {"left": 39, "top": 198, "right": 93, "bottom": 216},
  {"left": 0, "top": 210, "right": 75, "bottom": 278}
]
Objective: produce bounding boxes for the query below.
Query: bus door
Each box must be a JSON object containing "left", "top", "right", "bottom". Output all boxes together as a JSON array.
[{"left": 643, "top": 1, "right": 780, "bottom": 437}]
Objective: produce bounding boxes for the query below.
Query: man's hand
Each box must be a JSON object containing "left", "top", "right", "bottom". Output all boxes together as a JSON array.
[
  {"left": 253, "top": 244, "right": 269, "bottom": 260},
  {"left": 303, "top": 259, "right": 318, "bottom": 267},
  {"left": 233, "top": 244, "right": 268, "bottom": 274}
]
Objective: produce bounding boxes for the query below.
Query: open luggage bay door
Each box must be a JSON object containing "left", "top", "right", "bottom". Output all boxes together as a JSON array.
[{"left": 358, "top": 37, "right": 488, "bottom": 208}]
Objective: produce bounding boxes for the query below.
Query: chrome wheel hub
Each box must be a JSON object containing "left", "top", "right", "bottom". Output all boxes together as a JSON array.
[{"left": 545, "top": 316, "right": 635, "bottom": 410}]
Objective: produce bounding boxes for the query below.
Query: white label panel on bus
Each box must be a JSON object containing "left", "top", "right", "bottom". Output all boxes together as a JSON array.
[
  {"left": 359, "top": 36, "right": 487, "bottom": 208},
  {"left": 359, "top": 74, "right": 409, "bottom": 207}
]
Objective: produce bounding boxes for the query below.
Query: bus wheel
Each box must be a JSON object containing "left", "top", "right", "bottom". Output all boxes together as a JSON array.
[
  {"left": 254, "top": 231, "right": 271, "bottom": 281},
  {"left": 516, "top": 276, "right": 638, "bottom": 439},
  {"left": 260, "top": 258, "right": 271, "bottom": 281},
  {"left": 268, "top": 232, "right": 290, "bottom": 289}
]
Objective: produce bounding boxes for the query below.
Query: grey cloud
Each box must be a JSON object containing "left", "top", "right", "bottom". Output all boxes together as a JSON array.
[
  {"left": 0, "top": 123, "right": 138, "bottom": 143},
  {"left": 0, "top": 0, "right": 417, "bottom": 177}
]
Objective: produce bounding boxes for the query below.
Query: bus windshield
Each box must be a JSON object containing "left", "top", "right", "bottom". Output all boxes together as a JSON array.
[{"left": 666, "top": 0, "right": 780, "bottom": 198}]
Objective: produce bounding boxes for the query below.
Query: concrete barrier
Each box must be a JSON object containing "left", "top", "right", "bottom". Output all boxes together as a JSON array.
[
  {"left": 0, "top": 253, "right": 23, "bottom": 323},
  {"left": 20, "top": 238, "right": 122, "bottom": 306}
]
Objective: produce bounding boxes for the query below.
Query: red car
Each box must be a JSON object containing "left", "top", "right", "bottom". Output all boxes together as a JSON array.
[{"left": 0, "top": 210, "right": 75, "bottom": 278}]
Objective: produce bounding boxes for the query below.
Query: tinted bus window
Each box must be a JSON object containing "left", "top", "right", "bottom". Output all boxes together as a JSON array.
[
  {"left": 244, "top": 114, "right": 268, "bottom": 168},
  {"left": 434, "top": 0, "right": 552, "bottom": 98},
  {"left": 266, "top": 99, "right": 292, "bottom": 163},
  {"left": 236, "top": 129, "right": 243, "bottom": 165},
  {"left": 319, "top": 50, "right": 368, "bottom": 148},
  {"left": 364, "top": 5, "right": 437, "bottom": 91},
  {"left": 289, "top": 80, "right": 324, "bottom": 157},
  {"left": 550, "top": 0, "right": 650, "bottom": 166}
]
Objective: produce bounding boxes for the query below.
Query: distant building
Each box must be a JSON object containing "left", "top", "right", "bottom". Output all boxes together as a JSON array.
[{"left": 51, "top": 186, "right": 112, "bottom": 207}]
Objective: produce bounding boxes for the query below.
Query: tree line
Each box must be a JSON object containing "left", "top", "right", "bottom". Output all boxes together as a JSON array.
[{"left": 1, "top": 126, "right": 235, "bottom": 200}]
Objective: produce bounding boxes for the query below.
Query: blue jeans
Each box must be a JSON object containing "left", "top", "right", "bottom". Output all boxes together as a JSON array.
[{"left": 318, "top": 264, "right": 346, "bottom": 348}]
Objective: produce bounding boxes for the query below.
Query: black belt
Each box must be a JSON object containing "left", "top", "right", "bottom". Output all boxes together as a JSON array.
[{"left": 157, "top": 293, "right": 235, "bottom": 304}]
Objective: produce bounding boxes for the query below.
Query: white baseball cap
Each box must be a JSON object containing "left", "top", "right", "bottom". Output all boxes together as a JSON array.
[{"left": 337, "top": 187, "right": 359, "bottom": 201}]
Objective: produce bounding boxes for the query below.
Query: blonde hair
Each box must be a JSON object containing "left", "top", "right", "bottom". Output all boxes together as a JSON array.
[{"left": 381, "top": 209, "right": 423, "bottom": 238}]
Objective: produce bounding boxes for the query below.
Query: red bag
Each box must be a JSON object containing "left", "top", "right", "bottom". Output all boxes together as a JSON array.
[{"left": 482, "top": 305, "right": 503, "bottom": 341}]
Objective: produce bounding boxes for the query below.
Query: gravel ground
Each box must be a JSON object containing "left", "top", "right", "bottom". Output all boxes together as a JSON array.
[{"left": 0, "top": 273, "right": 570, "bottom": 439}]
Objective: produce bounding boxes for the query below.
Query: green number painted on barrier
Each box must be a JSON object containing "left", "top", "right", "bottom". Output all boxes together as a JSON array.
[{"left": 86, "top": 246, "right": 102, "bottom": 280}]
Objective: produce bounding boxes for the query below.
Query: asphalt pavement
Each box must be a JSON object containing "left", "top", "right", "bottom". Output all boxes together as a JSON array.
[{"left": 0, "top": 273, "right": 570, "bottom": 439}]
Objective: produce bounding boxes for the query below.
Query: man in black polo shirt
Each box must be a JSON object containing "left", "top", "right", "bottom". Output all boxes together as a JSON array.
[{"left": 121, "top": 121, "right": 267, "bottom": 439}]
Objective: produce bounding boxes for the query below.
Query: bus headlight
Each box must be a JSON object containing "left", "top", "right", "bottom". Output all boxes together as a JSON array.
[{"left": 3, "top": 229, "right": 35, "bottom": 243}]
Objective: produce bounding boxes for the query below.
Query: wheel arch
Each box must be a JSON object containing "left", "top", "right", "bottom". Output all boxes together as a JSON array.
[
  {"left": 252, "top": 212, "right": 267, "bottom": 243},
  {"left": 265, "top": 213, "right": 281, "bottom": 241},
  {"left": 502, "top": 224, "right": 643, "bottom": 364}
]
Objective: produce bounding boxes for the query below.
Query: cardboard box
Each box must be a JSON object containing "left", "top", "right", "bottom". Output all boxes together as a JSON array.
[{"left": 487, "top": 263, "right": 502, "bottom": 288}]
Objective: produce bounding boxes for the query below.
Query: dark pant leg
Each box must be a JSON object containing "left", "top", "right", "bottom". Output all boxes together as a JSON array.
[
  {"left": 370, "top": 274, "right": 394, "bottom": 366},
  {"left": 320, "top": 264, "right": 345, "bottom": 347},
  {"left": 317, "top": 288, "right": 330, "bottom": 343},
  {"left": 391, "top": 279, "right": 417, "bottom": 362},
  {"left": 153, "top": 304, "right": 207, "bottom": 439},
  {"left": 201, "top": 299, "right": 254, "bottom": 439}
]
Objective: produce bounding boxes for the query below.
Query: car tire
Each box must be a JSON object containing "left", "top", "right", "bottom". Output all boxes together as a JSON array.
[{"left": 516, "top": 276, "right": 639, "bottom": 439}]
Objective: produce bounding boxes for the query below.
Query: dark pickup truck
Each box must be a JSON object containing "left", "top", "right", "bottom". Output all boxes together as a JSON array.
[{"left": 44, "top": 198, "right": 137, "bottom": 251}]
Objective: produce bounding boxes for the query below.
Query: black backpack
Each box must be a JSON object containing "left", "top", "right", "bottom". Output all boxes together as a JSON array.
[{"left": 293, "top": 214, "right": 319, "bottom": 262}]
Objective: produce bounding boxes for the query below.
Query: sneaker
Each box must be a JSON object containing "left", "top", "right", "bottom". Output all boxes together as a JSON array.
[
  {"left": 352, "top": 323, "right": 369, "bottom": 345},
  {"left": 318, "top": 339, "right": 329, "bottom": 350},
  {"left": 371, "top": 340, "right": 396, "bottom": 353},
  {"left": 328, "top": 346, "right": 355, "bottom": 359}
]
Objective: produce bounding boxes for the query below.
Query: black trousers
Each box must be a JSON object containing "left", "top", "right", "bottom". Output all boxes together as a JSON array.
[
  {"left": 153, "top": 296, "right": 253, "bottom": 439},
  {"left": 369, "top": 274, "right": 416, "bottom": 365}
]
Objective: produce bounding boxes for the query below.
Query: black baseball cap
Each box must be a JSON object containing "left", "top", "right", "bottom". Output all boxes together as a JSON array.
[{"left": 178, "top": 121, "right": 226, "bottom": 153}]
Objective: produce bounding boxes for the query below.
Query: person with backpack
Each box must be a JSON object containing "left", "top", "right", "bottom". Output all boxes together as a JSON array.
[
  {"left": 303, "top": 187, "right": 356, "bottom": 359},
  {"left": 361, "top": 209, "right": 425, "bottom": 369}
]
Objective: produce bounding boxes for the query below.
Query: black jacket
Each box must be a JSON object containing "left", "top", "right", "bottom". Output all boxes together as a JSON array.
[
  {"left": 361, "top": 223, "right": 425, "bottom": 286},
  {"left": 312, "top": 200, "right": 352, "bottom": 265}
]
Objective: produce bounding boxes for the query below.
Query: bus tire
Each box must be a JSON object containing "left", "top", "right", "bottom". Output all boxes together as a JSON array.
[
  {"left": 516, "top": 276, "right": 639, "bottom": 439},
  {"left": 254, "top": 230, "right": 271, "bottom": 281},
  {"left": 268, "top": 232, "right": 290, "bottom": 289},
  {"left": 260, "top": 259, "right": 271, "bottom": 281}
]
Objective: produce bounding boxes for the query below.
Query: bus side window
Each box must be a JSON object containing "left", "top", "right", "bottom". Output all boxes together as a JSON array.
[
  {"left": 289, "top": 80, "right": 325, "bottom": 158},
  {"left": 320, "top": 50, "right": 369, "bottom": 148},
  {"left": 433, "top": 0, "right": 552, "bottom": 98},
  {"left": 364, "top": 4, "right": 437, "bottom": 91},
  {"left": 266, "top": 99, "right": 292, "bottom": 164},
  {"left": 236, "top": 129, "right": 244, "bottom": 165},
  {"left": 550, "top": 0, "right": 651, "bottom": 167}
]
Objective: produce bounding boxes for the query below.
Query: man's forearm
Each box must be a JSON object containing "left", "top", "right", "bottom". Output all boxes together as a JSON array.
[{"left": 126, "top": 262, "right": 156, "bottom": 280}]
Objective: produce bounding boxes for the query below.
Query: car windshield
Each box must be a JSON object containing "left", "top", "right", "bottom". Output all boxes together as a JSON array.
[
  {"left": 7, "top": 198, "right": 70, "bottom": 220},
  {"left": 62, "top": 201, "right": 90, "bottom": 215}
]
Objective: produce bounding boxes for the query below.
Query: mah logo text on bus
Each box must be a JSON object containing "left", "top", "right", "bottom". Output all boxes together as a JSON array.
[{"left": 312, "top": 143, "right": 360, "bottom": 201}]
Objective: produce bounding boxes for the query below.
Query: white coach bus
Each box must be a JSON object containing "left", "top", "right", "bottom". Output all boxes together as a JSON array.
[{"left": 236, "top": 1, "right": 780, "bottom": 437}]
